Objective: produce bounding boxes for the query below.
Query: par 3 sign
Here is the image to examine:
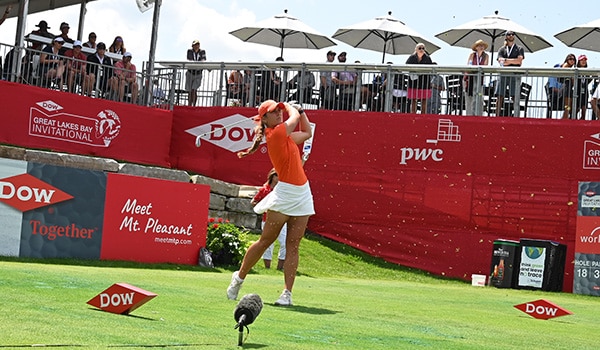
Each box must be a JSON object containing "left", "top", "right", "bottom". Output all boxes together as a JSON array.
[
  {"left": 87, "top": 283, "right": 157, "bottom": 315},
  {"left": 513, "top": 299, "right": 572, "bottom": 320}
]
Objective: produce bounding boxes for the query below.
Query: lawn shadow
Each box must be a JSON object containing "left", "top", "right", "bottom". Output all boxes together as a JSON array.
[
  {"left": 266, "top": 304, "right": 339, "bottom": 315},
  {"left": 88, "top": 307, "right": 158, "bottom": 321}
]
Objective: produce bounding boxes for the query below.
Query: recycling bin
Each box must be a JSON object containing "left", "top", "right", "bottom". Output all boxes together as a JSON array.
[
  {"left": 489, "top": 239, "right": 520, "bottom": 288},
  {"left": 516, "top": 239, "right": 567, "bottom": 292}
]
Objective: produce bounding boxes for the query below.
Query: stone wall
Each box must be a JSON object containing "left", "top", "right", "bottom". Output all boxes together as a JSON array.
[{"left": 0, "top": 145, "right": 262, "bottom": 232}]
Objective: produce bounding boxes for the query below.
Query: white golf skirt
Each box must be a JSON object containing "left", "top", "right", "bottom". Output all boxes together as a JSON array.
[{"left": 254, "top": 180, "right": 315, "bottom": 216}]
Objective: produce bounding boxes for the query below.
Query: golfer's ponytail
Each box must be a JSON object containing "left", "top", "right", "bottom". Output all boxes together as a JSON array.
[{"left": 237, "top": 124, "right": 265, "bottom": 158}]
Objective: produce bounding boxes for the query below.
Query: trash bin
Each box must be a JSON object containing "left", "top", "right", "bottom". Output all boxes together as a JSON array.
[
  {"left": 489, "top": 239, "right": 520, "bottom": 288},
  {"left": 516, "top": 239, "right": 567, "bottom": 292}
]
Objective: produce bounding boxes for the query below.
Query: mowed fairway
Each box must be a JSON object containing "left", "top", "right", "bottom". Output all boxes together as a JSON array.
[{"left": 0, "top": 234, "right": 598, "bottom": 349}]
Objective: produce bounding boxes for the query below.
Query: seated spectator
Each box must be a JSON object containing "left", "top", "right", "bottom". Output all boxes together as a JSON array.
[
  {"left": 64, "top": 40, "right": 87, "bottom": 93},
  {"left": 547, "top": 64, "right": 564, "bottom": 109},
  {"left": 85, "top": 42, "right": 113, "bottom": 97},
  {"left": 83, "top": 32, "right": 97, "bottom": 49},
  {"left": 111, "top": 52, "right": 139, "bottom": 103},
  {"left": 38, "top": 37, "right": 66, "bottom": 90},
  {"left": 57, "top": 22, "right": 74, "bottom": 55},
  {"left": 332, "top": 52, "right": 357, "bottom": 110},
  {"left": 108, "top": 36, "right": 126, "bottom": 56},
  {"left": 152, "top": 79, "right": 167, "bottom": 106},
  {"left": 288, "top": 69, "right": 315, "bottom": 104},
  {"left": 228, "top": 69, "right": 246, "bottom": 106}
]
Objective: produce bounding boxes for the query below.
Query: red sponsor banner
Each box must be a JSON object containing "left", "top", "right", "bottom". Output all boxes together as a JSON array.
[
  {"left": 170, "top": 108, "right": 600, "bottom": 291},
  {"left": 514, "top": 299, "right": 572, "bottom": 320},
  {"left": 575, "top": 217, "right": 600, "bottom": 254},
  {"left": 0, "top": 81, "right": 172, "bottom": 167},
  {"left": 101, "top": 173, "right": 210, "bottom": 264}
]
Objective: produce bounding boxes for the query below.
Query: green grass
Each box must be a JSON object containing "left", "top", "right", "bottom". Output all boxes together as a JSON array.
[{"left": 0, "top": 233, "right": 597, "bottom": 349}]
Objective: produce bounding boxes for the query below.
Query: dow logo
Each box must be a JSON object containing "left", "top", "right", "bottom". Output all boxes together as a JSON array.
[
  {"left": 185, "top": 114, "right": 261, "bottom": 153},
  {"left": 87, "top": 283, "right": 157, "bottom": 315},
  {"left": 0, "top": 174, "right": 73, "bottom": 212},
  {"left": 514, "top": 299, "right": 572, "bottom": 320}
]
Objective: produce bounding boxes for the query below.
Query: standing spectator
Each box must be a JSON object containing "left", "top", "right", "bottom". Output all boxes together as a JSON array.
[
  {"left": 83, "top": 32, "right": 97, "bottom": 49},
  {"left": 64, "top": 40, "right": 87, "bottom": 93},
  {"left": 108, "top": 36, "right": 126, "bottom": 55},
  {"left": 496, "top": 31, "right": 524, "bottom": 116},
  {"left": 0, "top": 5, "right": 12, "bottom": 27},
  {"left": 39, "top": 37, "right": 65, "bottom": 90},
  {"left": 406, "top": 43, "right": 433, "bottom": 114},
  {"left": 85, "top": 42, "right": 113, "bottom": 97},
  {"left": 559, "top": 54, "right": 576, "bottom": 119},
  {"left": 28, "top": 20, "right": 54, "bottom": 52},
  {"left": 112, "top": 52, "right": 139, "bottom": 103},
  {"left": 332, "top": 52, "right": 357, "bottom": 111},
  {"left": 464, "top": 39, "right": 489, "bottom": 115},
  {"left": 426, "top": 63, "right": 445, "bottom": 114},
  {"left": 288, "top": 69, "right": 315, "bottom": 104},
  {"left": 591, "top": 80, "right": 600, "bottom": 120},
  {"left": 575, "top": 55, "right": 590, "bottom": 120},
  {"left": 57, "top": 22, "right": 74, "bottom": 55},
  {"left": 251, "top": 169, "right": 287, "bottom": 270},
  {"left": 186, "top": 39, "right": 206, "bottom": 106},
  {"left": 319, "top": 50, "right": 337, "bottom": 110},
  {"left": 257, "top": 57, "right": 283, "bottom": 102}
]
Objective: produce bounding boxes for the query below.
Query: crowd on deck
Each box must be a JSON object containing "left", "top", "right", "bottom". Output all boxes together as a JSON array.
[{"left": 1, "top": 13, "right": 599, "bottom": 117}]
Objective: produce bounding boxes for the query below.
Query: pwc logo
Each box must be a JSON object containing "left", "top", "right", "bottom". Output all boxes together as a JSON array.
[
  {"left": 87, "top": 283, "right": 157, "bottom": 315},
  {"left": 400, "top": 119, "right": 461, "bottom": 165},
  {"left": 185, "top": 114, "right": 262, "bottom": 153},
  {"left": 514, "top": 299, "right": 572, "bottom": 320},
  {"left": 0, "top": 174, "right": 73, "bottom": 212}
]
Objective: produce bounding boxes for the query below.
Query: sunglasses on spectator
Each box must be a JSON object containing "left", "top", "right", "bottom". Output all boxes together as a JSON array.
[{"left": 417, "top": 47, "right": 425, "bottom": 50}]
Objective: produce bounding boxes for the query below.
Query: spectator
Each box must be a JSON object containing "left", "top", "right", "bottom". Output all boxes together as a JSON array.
[
  {"left": 288, "top": 69, "right": 315, "bottom": 104},
  {"left": 39, "top": 37, "right": 65, "bottom": 90},
  {"left": 591, "top": 80, "right": 600, "bottom": 120},
  {"left": 0, "top": 5, "right": 12, "bottom": 27},
  {"left": 332, "top": 52, "right": 357, "bottom": 111},
  {"left": 559, "top": 54, "right": 576, "bottom": 119},
  {"left": 112, "top": 52, "right": 139, "bottom": 103},
  {"left": 186, "top": 39, "right": 206, "bottom": 106},
  {"left": 406, "top": 43, "right": 433, "bottom": 114},
  {"left": 319, "top": 50, "right": 337, "bottom": 110},
  {"left": 495, "top": 31, "right": 524, "bottom": 116},
  {"left": 575, "top": 55, "right": 590, "bottom": 120},
  {"left": 83, "top": 32, "right": 97, "bottom": 49},
  {"left": 257, "top": 57, "right": 283, "bottom": 102},
  {"left": 85, "top": 42, "right": 113, "bottom": 97},
  {"left": 152, "top": 79, "right": 166, "bottom": 106},
  {"left": 64, "top": 40, "right": 87, "bottom": 93},
  {"left": 547, "top": 63, "right": 564, "bottom": 113},
  {"left": 227, "top": 69, "right": 246, "bottom": 106},
  {"left": 108, "top": 36, "right": 126, "bottom": 55},
  {"left": 464, "top": 39, "right": 489, "bottom": 115},
  {"left": 57, "top": 22, "right": 74, "bottom": 55},
  {"left": 28, "top": 20, "right": 54, "bottom": 52},
  {"left": 426, "top": 63, "right": 445, "bottom": 114}
]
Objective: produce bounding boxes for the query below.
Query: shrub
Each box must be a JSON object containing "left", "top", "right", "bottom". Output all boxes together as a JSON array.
[{"left": 205, "top": 217, "right": 251, "bottom": 266}]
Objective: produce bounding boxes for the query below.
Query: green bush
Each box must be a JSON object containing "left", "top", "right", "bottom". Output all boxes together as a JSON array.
[{"left": 205, "top": 217, "right": 252, "bottom": 266}]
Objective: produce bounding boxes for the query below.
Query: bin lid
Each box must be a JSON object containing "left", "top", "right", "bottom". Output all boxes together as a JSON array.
[{"left": 493, "top": 239, "right": 520, "bottom": 246}]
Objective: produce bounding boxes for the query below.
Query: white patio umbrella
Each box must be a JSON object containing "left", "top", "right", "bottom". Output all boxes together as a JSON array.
[
  {"left": 435, "top": 11, "right": 553, "bottom": 64},
  {"left": 332, "top": 11, "right": 441, "bottom": 63},
  {"left": 229, "top": 9, "right": 336, "bottom": 58},
  {"left": 555, "top": 18, "right": 600, "bottom": 52}
]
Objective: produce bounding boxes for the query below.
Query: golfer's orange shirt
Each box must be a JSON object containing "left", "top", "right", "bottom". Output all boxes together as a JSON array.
[{"left": 265, "top": 123, "right": 307, "bottom": 186}]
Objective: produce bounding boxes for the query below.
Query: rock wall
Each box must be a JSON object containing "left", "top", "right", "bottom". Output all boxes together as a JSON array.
[{"left": 0, "top": 145, "right": 262, "bottom": 232}]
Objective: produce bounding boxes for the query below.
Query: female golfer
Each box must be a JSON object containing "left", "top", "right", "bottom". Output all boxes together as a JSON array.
[{"left": 228, "top": 100, "right": 314, "bottom": 306}]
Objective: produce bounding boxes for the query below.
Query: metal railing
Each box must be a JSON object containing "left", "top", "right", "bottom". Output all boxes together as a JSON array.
[{"left": 2, "top": 40, "right": 599, "bottom": 119}]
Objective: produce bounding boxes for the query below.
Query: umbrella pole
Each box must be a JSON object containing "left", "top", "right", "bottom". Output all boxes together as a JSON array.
[{"left": 381, "top": 41, "right": 387, "bottom": 64}]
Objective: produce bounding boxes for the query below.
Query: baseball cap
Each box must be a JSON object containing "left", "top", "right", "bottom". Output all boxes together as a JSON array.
[
  {"left": 327, "top": 50, "right": 336, "bottom": 56},
  {"left": 73, "top": 40, "right": 82, "bottom": 47},
  {"left": 578, "top": 54, "right": 587, "bottom": 61},
  {"left": 339, "top": 51, "right": 347, "bottom": 56},
  {"left": 257, "top": 100, "right": 285, "bottom": 119},
  {"left": 123, "top": 52, "right": 132, "bottom": 58},
  {"left": 97, "top": 42, "right": 106, "bottom": 50},
  {"left": 53, "top": 37, "right": 65, "bottom": 43},
  {"left": 60, "top": 22, "right": 70, "bottom": 29},
  {"left": 192, "top": 40, "right": 200, "bottom": 46}
]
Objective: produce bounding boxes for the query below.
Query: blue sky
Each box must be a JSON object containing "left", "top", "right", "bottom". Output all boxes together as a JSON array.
[{"left": 0, "top": 0, "right": 598, "bottom": 68}]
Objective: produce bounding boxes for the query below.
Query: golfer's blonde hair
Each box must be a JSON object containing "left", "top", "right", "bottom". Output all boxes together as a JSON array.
[{"left": 237, "top": 122, "right": 265, "bottom": 158}]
